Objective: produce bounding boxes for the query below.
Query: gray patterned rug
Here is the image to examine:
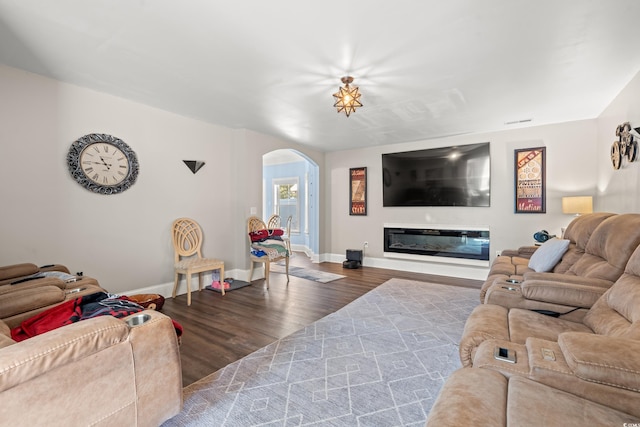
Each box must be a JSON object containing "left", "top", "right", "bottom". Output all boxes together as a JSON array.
[{"left": 163, "top": 278, "right": 479, "bottom": 426}]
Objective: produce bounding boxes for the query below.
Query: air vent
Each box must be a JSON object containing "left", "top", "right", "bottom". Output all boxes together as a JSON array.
[{"left": 504, "top": 118, "right": 533, "bottom": 125}]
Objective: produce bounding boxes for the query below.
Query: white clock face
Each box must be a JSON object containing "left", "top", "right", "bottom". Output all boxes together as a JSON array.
[{"left": 80, "top": 143, "right": 130, "bottom": 186}]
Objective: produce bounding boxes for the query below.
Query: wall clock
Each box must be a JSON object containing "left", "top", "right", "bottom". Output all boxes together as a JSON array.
[{"left": 67, "top": 133, "right": 139, "bottom": 194}]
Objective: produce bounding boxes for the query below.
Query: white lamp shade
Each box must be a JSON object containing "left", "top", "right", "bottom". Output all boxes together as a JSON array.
[{"left": 562, "top": 196, "right": 593, "bottom": 215}]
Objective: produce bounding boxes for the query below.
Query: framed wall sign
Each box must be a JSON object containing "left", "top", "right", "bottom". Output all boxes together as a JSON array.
[
  {"left": 515, "top": 147, "right": 546, "bottom": 213},
  {"left": 349, "top": 167, "right": 367, "bottom": 215}
]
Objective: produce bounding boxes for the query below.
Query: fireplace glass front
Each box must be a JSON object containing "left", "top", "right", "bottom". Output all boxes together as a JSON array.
[{"left": 384, "top": 227, "right": 490, "bottom": 261}]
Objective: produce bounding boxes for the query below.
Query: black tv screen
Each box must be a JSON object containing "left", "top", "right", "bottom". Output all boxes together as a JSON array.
[{"left": 382, "top": 142, "right": 491, "bottom": 207}]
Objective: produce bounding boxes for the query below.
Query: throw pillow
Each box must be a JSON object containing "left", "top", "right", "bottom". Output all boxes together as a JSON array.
[{"left": 528, "top": 238, "right": 571, "bottom": 273}]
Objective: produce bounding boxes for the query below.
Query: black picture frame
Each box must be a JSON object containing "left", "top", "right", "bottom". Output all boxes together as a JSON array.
[{"left": 349, "top": 167, "right": 367, "bottom": 215}]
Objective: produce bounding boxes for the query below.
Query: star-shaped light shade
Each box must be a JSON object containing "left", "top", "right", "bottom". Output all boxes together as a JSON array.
[{"left": 333, "top": 76, "right": 362, "bottom": 117}]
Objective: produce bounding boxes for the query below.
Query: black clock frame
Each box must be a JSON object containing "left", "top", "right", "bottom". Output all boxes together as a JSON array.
[{"left": 67, "top": 133, "right": 139, "bottom": 195}]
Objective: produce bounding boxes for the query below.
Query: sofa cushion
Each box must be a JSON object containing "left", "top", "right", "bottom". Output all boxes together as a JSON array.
[
  {"left": 552, "top": 212, "right": 616, "bottom": 274},
  {"left": 559, "top": 333, "right": 640, "bottom": 392},
  {"left": 568, "top": 214, "right": 640, "bottom": 282},
  {"left": 0, "top": 316, "right": 129, "bottom": 393},
  {"left": 0, "top": 286, "right": 65, "bottom": 319},
  {"left": 508, "top": 308, "right": 592, "bottom": 344},
  {"left": 583, "top": 274, "right": 640, "bottom": 339},
  {"left": 528, "top": 238, "right": 570, "bottom": 272},
  {"left": 507, "top": 375, "right": 639, "bottom": 425},
  {"left": 427, "top": 368, "right": 640, "bottom": 426},
  {"left": 0, "top": 263, "right": 39, "bottom": 283}
]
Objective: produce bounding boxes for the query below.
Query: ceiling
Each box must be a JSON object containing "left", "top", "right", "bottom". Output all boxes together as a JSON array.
[{"left": 1, "top": 1, "right": 640, "bottom": 152}]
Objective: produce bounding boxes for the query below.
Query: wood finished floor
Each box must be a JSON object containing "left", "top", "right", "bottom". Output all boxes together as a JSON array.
[{"left": 161, "top": 253, "right": 482, "bottom": 387}]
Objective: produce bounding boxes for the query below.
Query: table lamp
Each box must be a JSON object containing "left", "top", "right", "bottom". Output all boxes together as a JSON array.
[{"left": 562, "top": 196, "right": 593, "bottom": 216}]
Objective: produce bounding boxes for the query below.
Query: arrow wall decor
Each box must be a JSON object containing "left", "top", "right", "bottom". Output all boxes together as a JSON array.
[{"left": 183, "top": 160, "right": 206, "bottom": 174}]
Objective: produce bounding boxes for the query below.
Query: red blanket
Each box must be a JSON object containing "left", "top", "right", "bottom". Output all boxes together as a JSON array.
[
  {"left": 249, "top": 228, "right": 284, "bottom": 242},
  {"left": 10, "top": 292, "right": 183, "bottom": 342}
]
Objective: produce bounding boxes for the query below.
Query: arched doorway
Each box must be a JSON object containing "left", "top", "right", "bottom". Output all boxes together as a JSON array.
[{"left": 262, "top": 149, "right": 319, "bottom": 260}]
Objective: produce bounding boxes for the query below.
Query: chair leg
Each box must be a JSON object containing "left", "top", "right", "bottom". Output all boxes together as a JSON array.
[
  {"left": 264, "top": 261, "right": 270, "bottom": 289},
  {"left": 198, "top": 272, "right": 203, "bottom": 292},
  {"left": 285, "top": 256, "right": 290, "bottom": 283},
  {"left": 248, "top": 260, "right": 255, "bottom": 283},
  {"left": 186, "top": 273, "right": 192, "bottom": 306},
  {"left": 172, "top": 272, "right": 180, "bottom": 298},
  {"left": 220, "top": 266, "right": 225, "bottom": 296}
]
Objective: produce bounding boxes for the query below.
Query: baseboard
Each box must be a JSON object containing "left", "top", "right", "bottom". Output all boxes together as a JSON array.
[
  {"left": 325, "top": 253, "right": 489, "bottom": 280},
  {"left": 125, "top": 252, "right": 487, "bottom": 296},
  {"left": 124, "top": 268, "right": 257, "bottom": 297}
]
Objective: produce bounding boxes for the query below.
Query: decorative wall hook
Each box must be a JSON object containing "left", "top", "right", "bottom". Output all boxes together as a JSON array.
[{"left": 183, "top": 160, "right": 206, "bottom": 174}]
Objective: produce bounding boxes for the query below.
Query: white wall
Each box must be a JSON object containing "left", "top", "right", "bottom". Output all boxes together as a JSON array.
[
  {"left": 596, "top": 70, "right": 640, "bottom": 212},
  {"left": 0, "top": 65, "right": 323, "bottom": 294}
]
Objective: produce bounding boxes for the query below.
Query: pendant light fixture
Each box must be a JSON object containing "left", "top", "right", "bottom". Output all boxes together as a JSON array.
[{"left": 333, "top": 76, "right": 362, "bottom": 117}]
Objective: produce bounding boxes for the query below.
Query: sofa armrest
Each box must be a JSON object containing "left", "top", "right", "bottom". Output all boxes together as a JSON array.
[
  {"left": 459, "top": 304, "right": 510, "bottom": 367},
  {"left": 520, "top": 280, "right": 607, "bottom": 308},
  {"left": 522, "top": 272, "right": 613, "bottom": 288},
  {"left": 558, "top": 332, "right": 640, "bottom": 391},
  {"left": 126, "top": 310, "right": 183, "bottom": 425},
  {"left": 500, "top": 245, "right": 538, "bottom": 259},
  {"left": 426, "top": 368, "right": 508, "bottom": 427},
  {"left": 0, "top": 315, "right": 129, "bottom": 393}
]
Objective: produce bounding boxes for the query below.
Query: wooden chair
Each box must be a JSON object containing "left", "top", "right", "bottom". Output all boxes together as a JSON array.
[
  {"left": 282, "top": 215, "right": 292, "bottom": 254},
  {"left": 172, "top": 218, "right": 225, "bottom": 305},
  {"left": 267, "top": 214, "right": 281, "bottom": 229},
  {"left": 247, "top": 216, "right": 289, "bottom": 288}
]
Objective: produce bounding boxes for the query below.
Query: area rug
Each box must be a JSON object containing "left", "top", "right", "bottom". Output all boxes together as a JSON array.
[
  {"left": 270, "top": 264, "right": 346, "bottom": 283},
  {"left": 162, "top": 278, "right": 479, "bottom": 426}
]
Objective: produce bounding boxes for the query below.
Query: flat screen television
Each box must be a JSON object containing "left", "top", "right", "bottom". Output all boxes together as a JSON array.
[{"left": 382, "top": 142, "right": 491, "bottom": 207}]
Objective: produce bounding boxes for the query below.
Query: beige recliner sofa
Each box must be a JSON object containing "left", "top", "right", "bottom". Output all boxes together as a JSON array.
[
  {"left": 480, "top": 212, "right": 614, "bottom": 302},
  {"left": 427, "top": 237, "right": 640, "bottom": 425},
  {"left": 460, "top": 237, "right": 640, "bottom": 367},
  {"left": 0, "top": 309, "right": 182, "bottom": 426},
  {"left": 481, "top": 213, "right": 640, "bottom": 319},
  {"left": 0, "top": 262, "right": 183, "bottom": 425}
]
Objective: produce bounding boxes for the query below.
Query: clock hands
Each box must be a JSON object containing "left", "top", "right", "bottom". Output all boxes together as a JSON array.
[{"left": 98, "top": 156, "right": 113, "bottom": 170}]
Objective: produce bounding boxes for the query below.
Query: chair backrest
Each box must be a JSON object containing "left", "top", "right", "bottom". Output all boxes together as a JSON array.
[
  {"left": 267, "top": 214, "right": 281, "bottom": 229},
  {"left": 247, "top": 216, "right": 267, "bottom": 233},
  {"left": 285, "top": 215, "right": 292, "bottom": 235},
  {"left": 172, "top": 218, "right": 204, "bottom": 261}
]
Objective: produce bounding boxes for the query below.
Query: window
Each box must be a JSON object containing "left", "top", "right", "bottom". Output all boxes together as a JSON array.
[{"left": 273, "top": 178, "right": 299, "bottom": 233}]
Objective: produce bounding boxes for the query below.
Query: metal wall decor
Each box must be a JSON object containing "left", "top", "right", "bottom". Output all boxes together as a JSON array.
[
  {"left": 611, "top": 122, "right": 638, "bottom": 169},
  {"left": 67, "top": 133, "right": 139, "bottom": 195},
  {"left": 514, "top": 147, "right": 546, "bottom": 213}
]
